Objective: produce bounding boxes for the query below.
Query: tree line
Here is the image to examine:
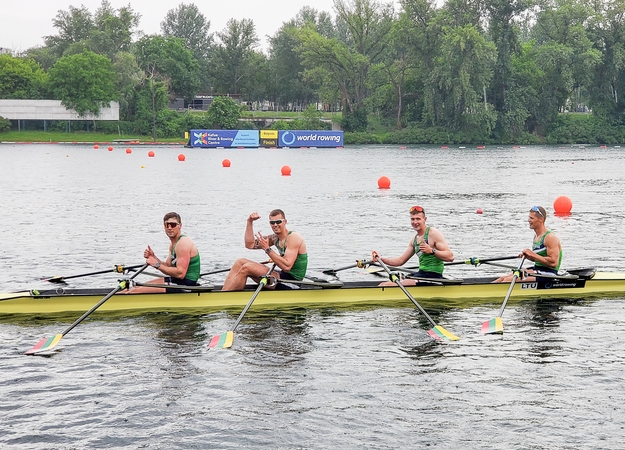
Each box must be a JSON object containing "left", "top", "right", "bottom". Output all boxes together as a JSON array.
[{"left": 1, "top": 0, "right": 625, "bottom": 144}]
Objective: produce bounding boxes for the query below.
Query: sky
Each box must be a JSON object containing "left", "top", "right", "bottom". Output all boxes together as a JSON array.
[{"left": 0, "top": 0, "right": 349, "bottom": 53}]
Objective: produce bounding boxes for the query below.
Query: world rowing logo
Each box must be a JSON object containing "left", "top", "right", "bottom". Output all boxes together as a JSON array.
[{"left": 281, "top": 131, "right": 296, "bottom": 146}]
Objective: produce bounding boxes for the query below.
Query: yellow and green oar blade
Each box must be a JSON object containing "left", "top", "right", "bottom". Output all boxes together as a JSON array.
[
  {"left": 25, "top": 334, "right": 63, "bottom": 355},
  {"left": 208, "top": 331, "right": 234, "bottom": 349},
  {"left": 428, "top": 325, "right": 461, "bottom": 341},
  {"left": 480, "top": 317, "right": 503, "bottom": 334}
]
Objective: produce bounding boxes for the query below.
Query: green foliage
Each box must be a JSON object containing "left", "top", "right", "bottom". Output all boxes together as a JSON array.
[
  {"left": 134, "top": 35, "right": 201, "bottom": 101},
  {"left": 47, "top": 50, "right": 117, "bottom": 116},
  {"left": 0, "top": 116, "right": 11, "bottom": 133},
  {"left": 341, "top": 108, "right": 368, "bottom": 132},
  {"left": 546, "top": 114, "right": 625, "bottom": 144},
  {"left": 206, "top": 96, "right": 242, "bottom": 129},
  {"left": 0, "top": 55, "right": 48, "bottom": 99}
]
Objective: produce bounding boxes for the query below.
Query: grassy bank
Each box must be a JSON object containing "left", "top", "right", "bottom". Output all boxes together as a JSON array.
[{"left": 0, "top": 131, "right": 185, "bottom": 143}]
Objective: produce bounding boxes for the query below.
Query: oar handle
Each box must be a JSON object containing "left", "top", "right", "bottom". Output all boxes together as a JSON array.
[
  {"left": 60, "top": 264, "right": 149, "bottom": 336},
  {"left": 375, "top": 258, "right": 438, "bottom": 328}
]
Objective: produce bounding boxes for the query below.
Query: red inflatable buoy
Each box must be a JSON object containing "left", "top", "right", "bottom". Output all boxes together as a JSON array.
[
  {"left": 378, "top": 176, "right": 391, "bottom": 189},
  {"left": 553, "top": 196, "right": 573, "bottom": 216}
]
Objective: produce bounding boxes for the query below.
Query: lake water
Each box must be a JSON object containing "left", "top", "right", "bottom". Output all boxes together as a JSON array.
[{"left": 1, "top": 143, "right": 625, "bottom": 448}]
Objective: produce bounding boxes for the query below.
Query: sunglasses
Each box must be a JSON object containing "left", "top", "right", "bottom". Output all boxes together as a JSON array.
[
  {"left": 530, "top": 206, "right": 545, "bottom": 218},
  {"left": 269, "top": 219, "right": 284, "bottom": 225},
  {"left": 409, "top": 205, "right": 425, "bottom": 214},
  {"left": 164, "top": 222, "right": 180, "bottom": 229}
]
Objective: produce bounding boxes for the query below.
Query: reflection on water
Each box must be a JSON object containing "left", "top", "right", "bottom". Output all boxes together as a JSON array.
[{"left": 1, "top": 144, "right": 625, "bottom": 448}]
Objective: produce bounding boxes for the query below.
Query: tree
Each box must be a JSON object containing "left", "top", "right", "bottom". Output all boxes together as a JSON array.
[
  {"left": 206, "top": 96, "right": 241, "bottom": 129},
  {"left": 47, "top": 51, "right": 117, "bottom": 116},
  {"left": 161, "top": 3, "right": 212, "bottom": 60},
  {"left": 211, "top": 19, "right": 260, "bottom": 94},
  {"left": 295, "top": 0, "right": 394, "bottom": 131},
  {"left": 134, "top": 35, "right": 201, "bottom": 101},
  {"left": 0, "top": 55, "right": 47, "bottom": 99}
]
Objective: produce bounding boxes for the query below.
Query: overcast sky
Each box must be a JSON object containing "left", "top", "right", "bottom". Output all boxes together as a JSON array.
[{"left": 0, "top": 0, "right": 356, "bottom": 53}]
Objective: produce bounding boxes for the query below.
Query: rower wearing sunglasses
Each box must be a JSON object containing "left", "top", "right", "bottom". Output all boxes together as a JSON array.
[
  {"left": 494, "top": 205, "right": 563, "bottom": 282},
  {"left": 222, "top": 209, "right": 308, "bottom": 291},
  {"left": 372, "top": 205, "right": 454, "bottom": 285},
  {"left": 127, "top": 212, "right": 201, "bottom": 293}
]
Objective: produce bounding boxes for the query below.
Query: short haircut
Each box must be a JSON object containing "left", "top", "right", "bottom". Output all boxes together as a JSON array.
[
  {"left": 530, "top": 206, "right": 547, "bottom": 219},
  {"left": 163, "top": 212, "right": 181, "bottom": 223},
  {"left": 269, "top": 209, "right": 286, "bottom": 219}
]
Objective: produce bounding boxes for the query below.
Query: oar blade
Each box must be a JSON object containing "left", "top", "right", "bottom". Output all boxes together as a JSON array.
[
  {"left": 481, "top": 317, "right": 503, "bottom": 335},
  {"left": 428, "top": 325, "right": 460, "bottom": 341},
  {"left": 25, "top": 334, "right": 63, "bottom": 355},
  {"left": 208, "top": 331, "right": 234, "bottom": 349}
]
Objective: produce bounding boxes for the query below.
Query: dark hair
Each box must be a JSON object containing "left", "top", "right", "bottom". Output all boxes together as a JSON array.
[
  {"left": 163, "top": 212, "right": 181, "bottom": 223},
  {"left": 269, "top": 209, "right": 285, "bottom": 219}
]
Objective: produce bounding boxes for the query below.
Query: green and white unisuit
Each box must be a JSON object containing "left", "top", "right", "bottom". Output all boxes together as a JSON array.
[
  {"left": 413, "top": 226, "right": 444, "bottom": 275},
  {"left": 170, "top": 235, "right": 201, "bottom": 282},
  {"left": 275, "top": 231, "right": 308, "bottom": 280},
  {"left": 532, "top": 230, "right": 562, "bottom": 272}
]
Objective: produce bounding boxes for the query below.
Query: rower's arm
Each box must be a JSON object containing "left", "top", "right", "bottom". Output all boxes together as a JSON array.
[{"left": 379, "top": 243, "right": 415, "bottom": 267}]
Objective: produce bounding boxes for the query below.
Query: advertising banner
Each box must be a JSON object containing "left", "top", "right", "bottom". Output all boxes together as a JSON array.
[
  {"left": 278, "top": 130, "right": 343, "bottom": 147},
  {"left": 190, "top": 130, "right": 259, "bottom": 148},
  {"left": 260, "top": 130, "right": 278, "bottom": 147}
]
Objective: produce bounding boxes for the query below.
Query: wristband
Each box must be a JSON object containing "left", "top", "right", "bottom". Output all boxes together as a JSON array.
[{"left": 265, "top": 248, "right": 272, "bottom": 254}]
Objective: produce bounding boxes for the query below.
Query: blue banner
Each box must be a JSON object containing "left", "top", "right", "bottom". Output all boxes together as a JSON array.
[
  {"left": 190, "top": 130, "right": 259, "bottom": 148},
  {"left": 278, "top": 130, "right": 343, "bottom": 147}
]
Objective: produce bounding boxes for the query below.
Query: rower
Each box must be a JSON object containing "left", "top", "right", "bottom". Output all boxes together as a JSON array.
[
  {"left": 494, "top": 205, "right": 563, "bottom": 283},
  {"left": 126, "top": 212, "right": 201, "bottom": 293},
  {"left": 221, "top": 209, "right": 308, "bottom": 291},
  {"left": 372, "top": 205, "right": 454, "bottom": 286}
]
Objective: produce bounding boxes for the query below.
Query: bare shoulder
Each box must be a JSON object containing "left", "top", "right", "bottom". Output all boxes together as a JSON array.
[
  {"left": 428, "top": 226, "right": 448, "bottom": 241},
  {"left": 545, "top": 231, "right": 561, "bottom": 244},
  {"left": 287, "top": 231, "right": 306, "bottom": 248}
]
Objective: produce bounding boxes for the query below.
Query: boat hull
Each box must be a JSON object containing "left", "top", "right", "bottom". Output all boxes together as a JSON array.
[{"left": 1, "top": 272, "right": 624, "bottom": 316}]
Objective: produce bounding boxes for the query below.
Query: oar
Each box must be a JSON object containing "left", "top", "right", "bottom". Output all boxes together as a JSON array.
[
  {"left": 376, "top": 257, "right": 460, "bottom": 341},
  {"left": 25, "top": 264, "right": 149, "bottom": 355},
  {"left": 208, "top": 263, "right": 277, "bottom": 349},
  {"left": 481, "top": 256, "right": 526, "bottom": 334},
  {"left": 446, "top": 256, "right": 519, "bottom": 266},
  {"left": 322, "top": 259, "right": 372, "bottom": 275},
  {"left": 43, "top": 264, "right": 144, "bottom": 283}
]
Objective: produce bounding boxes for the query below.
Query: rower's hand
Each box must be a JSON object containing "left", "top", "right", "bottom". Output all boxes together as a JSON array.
[
  {"left": 256, "top": 232, "right": 270, "bottom": 251},
  {"left": 144, "top": 245, "right": 155, "bottom": 259},
  {"left": 248, "top": 212, "right": 260, "bottom": 222},
  {"left": 520, "top": 248, "right": 535, "bottom": 261},
  {"left": 371, "top": 251, "right": 380, "bottom": 262}
]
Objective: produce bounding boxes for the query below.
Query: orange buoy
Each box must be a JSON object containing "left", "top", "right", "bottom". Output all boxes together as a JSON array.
[
  {"left": 476, "top": 208, "right": 483, "bottom": 214},
  {"left": 400, "top": 146, "right": 407, "bottom": 150},
  {"left": 148, "top": 150, "right": 155, "bottom": 157},
  {"left": 377, "top": 176, "right": 391, "bottom": 189},
  {"left": 108, "top": 146, "right": 113, "bottom": 151},
  {"left": 281, "top": 165, "right": 291, "bottom": 176},
  {"left": 553, "top": 196, "right": 573, "bottom": 216},
  {"left": 94, "top": 144, "right": 99, "bottom": 149},
  {"left": 178, "top": 154, "right": 186, "bottom": 161},
  {"left": 222, "top": 159, "right": 231, "bottom": 167},
  {"left": 126, "top": 148, "right": 132, "bottom": 154}
]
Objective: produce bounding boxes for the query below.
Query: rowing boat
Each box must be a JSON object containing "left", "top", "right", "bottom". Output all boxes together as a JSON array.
[{"left": 2, "top": 269, "right": 624, "bottom": 316}]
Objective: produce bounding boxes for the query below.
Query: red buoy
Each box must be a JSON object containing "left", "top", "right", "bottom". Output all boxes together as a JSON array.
[
  {"left": 148, "top": 150, "right": 155, "bottom": 157},
  {"left": 553, "top": 196, "right": 573, "bottom": 216},
  {"left": 281, "top": 165, "right": 291, "bottom": 176},
  {"left": 108, "top": 146, "right": 113, "bottom": 151},
  {"left": 94, "top": 144, "right": 99, "bottom": 149},
  {"left": 126, "top": 148, "right": 132, "bottom": 154},
  {"left": 476, "top": 208, "right": 483, "bottom": 214},
  {"left": 222, "top": 159, "right": 231, "bottom": 167},
  {"left": 377, "top": 176, "right": 391, "bottom": 189},
  {"left": 178, "top": 154, "right": 186, "bottom": 161}
]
